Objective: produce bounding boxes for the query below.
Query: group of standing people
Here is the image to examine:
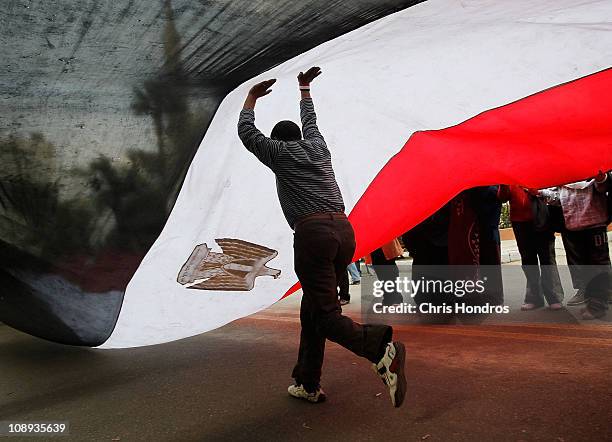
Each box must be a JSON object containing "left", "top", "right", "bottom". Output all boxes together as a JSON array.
[
  {"left": 497, "top": 174, "right": 611, "bottom": 319},
  {"left": 345, "top": 176, "right": 611, "bottom": 321},
  {"left": 532, "top": 171, "right": 611, "bottom": 319},
  {"left": 344, "top": 186, "right": 506, "bottom": 310}
]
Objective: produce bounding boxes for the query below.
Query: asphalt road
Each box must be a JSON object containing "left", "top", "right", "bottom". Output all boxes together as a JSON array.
[{"left": 1, "top": 296, "right": 611, "bottom": 442}]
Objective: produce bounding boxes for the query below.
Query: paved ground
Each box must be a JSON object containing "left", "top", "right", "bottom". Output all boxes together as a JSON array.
[
  {"left": 2, "top": 237, "right": 611, "bottom": 441},
  {"left": 1, "top": 283, "right": 611, "bottom": 442}
]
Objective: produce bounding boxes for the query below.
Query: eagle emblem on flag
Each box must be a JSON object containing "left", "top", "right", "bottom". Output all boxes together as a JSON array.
[{"left": 177, "top": 238, "right": 281, "bottom": 291}]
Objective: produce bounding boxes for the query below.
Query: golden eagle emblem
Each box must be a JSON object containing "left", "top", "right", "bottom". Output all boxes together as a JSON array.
[{"left": 177, "top": 238, "right": 281, "bottom": 291}]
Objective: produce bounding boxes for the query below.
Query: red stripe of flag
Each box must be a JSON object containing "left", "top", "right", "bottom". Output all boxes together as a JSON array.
[
  {"left": 349, "top": 68, "right": 612, "bottom": 261},
  {"left": 283, "top": 68, "right": 612, "bottom": 299}
]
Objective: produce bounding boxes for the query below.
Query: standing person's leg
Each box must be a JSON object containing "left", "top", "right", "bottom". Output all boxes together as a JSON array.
[
  {"left": 336, "top": 237, "right": 360, "bottom": 307},
  {"left": 371, "top": 248, "right": 402, "bottom": 305},
  {"left": 412, "top": 245, "right": 453, "bottom": 322},
  {"left": 347, "top": 262, "right": 361, "bottom": 284},
  {"left": 338, "top": 268, "right": 350, "bottom": 304},
  {"left": 535, "top": 228, "right": 564, "bottom": 306},
  {"left": 562, "top": 230, "right": 588, "bottom": 305},
  {"left": 513, "top": 222, "right": 544, "bottom": 308},
  {"left": 371, "top": 248, "right": 388, "bottom": 276},
  {"left": 581, "top": 228, "right": 611, "bottom": 319},
  {"left": 479, "top": 238, "right": 504, "bottom": 306},
  {"left": 385, "top": 259, "right": 401, "bottom": 303}
]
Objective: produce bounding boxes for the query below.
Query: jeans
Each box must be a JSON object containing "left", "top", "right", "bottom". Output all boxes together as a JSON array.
[
  {"left": 513, "top": 221, "right": 563, "bottom": 305},
  {"left": 347, "top": 262, "right": 361, "bottom": 283}
]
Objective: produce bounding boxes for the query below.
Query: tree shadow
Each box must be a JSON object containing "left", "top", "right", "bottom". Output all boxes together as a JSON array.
[{"left": 0, "top": 0, "right": 212, "bottom": 344}]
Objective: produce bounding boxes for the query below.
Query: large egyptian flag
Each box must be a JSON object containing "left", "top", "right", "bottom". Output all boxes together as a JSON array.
[{"left": 102, "top": 0, "right": 612, "bottom": 348}]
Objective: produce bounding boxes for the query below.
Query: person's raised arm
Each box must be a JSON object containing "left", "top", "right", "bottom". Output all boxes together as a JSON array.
[
  {"left": 238, "top": 79, "right": 282, "bottom": 169},
  {"left": 298, "top": 67, "right": 325, "bottom": 144}
]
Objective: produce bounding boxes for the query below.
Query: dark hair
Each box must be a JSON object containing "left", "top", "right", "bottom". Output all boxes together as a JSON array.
[{"left": 270, "top": 120, "right": 302, "bottom": 142}]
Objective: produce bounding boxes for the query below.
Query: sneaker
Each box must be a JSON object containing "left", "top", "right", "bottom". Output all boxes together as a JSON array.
[
  {"left": 567, "top": 289, "right": 586, "bottom": 306},
  {"left": 372, "top": 341, "right": 407, "bottom": 408},
  {"left": 287, "top": 384, "right": 326, "bottom": 403},
  {"left": 521, "top": 303, "right": 543, "bottom": 311},
  {"left": 339, "top": 298, "right": 350, "bottom": 306},
  {"left": 580, "top": 307, "right": 605, "bottom": 320},
  {"left": 580, "top": 299, "right": 608, "bottom": 320},
  {"left": 548, "top": 303, "right": 563, "bottom": 310},
  {"left": 350, "top": 280, "right": 361, "bottom": 285}
]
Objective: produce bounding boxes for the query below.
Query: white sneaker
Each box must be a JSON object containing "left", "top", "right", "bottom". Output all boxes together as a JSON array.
[
  {"left": 372, "top": 341, "right": 407, "bottom": 408},
  {"left": 287, "top": 384, "right": 326, "bottom": 403}
]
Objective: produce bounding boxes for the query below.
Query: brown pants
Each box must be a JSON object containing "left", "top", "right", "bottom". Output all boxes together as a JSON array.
[{"left": 292, "top": 214, "right": 392, "bottom": 391}]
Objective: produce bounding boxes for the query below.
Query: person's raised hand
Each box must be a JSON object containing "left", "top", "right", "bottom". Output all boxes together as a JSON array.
[
  {"left": 298, "top": 67, "right": 322, "bottom": 86},
  {"left": 248, "top": 79, "right": 276, "bottom": 99}
]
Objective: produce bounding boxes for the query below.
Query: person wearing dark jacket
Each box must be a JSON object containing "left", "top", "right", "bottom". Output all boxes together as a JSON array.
[{"left": 402, "top": 204, "right": 452, "bottom": 313}]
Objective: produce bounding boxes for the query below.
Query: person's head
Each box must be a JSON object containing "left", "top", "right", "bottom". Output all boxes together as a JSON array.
[{"left": 270, "top": 120, "right": 302, "bottom": 142}]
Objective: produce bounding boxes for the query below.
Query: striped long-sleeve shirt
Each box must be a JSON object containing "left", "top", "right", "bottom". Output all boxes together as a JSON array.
[{"left": 238, "top": 98, "right": 345, "bottom": 228}]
